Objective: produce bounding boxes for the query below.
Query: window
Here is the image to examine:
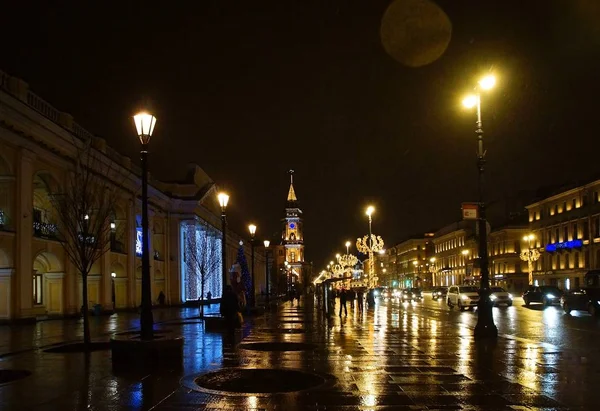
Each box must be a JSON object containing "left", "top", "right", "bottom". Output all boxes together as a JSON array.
[
  {"left": 290, "top": 251, "right": 296, "bottom": 262},
  {"left": 562, "top": 201, "right": 566, "bottom": 213},
  {"left": 595, "top": 192, "right": 599, "bottom": 204},
  {"left": 573, "top": 223, "right": 578, "bottom": 239},
  {"left": 278, "top": 249, "right": 284, "bottom": 256},
  {"left": 574, "top": 252, "right": 579, "bottom": 268},
  {"left": 555, "top": 205, "right": 558, "bottom": 214},
  {"left": 33, "top": 273, "right": 43, "bottom": 305},
  {"left": 572, "top": 198, "right": 577, "bottom": 210},
  {"left": 564, "top": 226, "right": 569, "bottom": 242}
]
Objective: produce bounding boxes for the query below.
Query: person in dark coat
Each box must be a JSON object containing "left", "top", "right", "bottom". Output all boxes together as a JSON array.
[
  {"left": 157, "top": 291, "right": 166, "bottom": 306},
  {"left": 357, "top": 290, "right": 364, "bottom": 313},
  {"left": 339, "top": 288, "right": 348, "bottom": 317},
  {"left": 220, "top": 285, "right": 241, "bottom": 329}
]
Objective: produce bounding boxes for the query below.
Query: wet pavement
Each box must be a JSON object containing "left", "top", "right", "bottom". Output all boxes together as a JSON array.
[{"left": 0, "top": 296, "right": 598, "bottom": 410}]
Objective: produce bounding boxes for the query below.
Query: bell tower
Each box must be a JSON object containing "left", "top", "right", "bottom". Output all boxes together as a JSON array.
[{"left": 282, "top": 170, "right": 304, "bottom": 285}]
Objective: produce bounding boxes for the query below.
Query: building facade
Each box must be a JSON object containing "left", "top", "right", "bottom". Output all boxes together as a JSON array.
[
  {"left": 488, "top": 226, "right": 529, "bottom": 293},
  {"left": 431, "top": 221, "right": 478, "bottom": 287},
  {"left": 280, "top": 172, "right": 310, "bottom": 291},
  {"left": 0, "top": 70, "right": 264, "bottom": 321},
  {"left": 526, "top": 180, "right": 600, "bottom": 290},
  {"left": 387, "top": 234, "right": 434, "bottom": 289}
]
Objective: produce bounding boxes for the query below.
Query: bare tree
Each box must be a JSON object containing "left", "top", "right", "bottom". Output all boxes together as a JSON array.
[
  {"left": 184, "top": 221, "right": 221, "bottom": 318},
  {"left": 50, "top": 137, "right": 125, "bottom": 349}
]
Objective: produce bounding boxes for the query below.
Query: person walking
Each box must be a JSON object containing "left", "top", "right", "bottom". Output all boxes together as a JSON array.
[
  {"left": 220, "top": 285, "right": 241, "bottom": 330},
  {"left": 357, "top": 290, "right": 364, "bottom": 314},
  {"left": 157, "top": 291, "right": 166, "bottom": 306},
  {"left": 339, "top": 288, "right": 348, "bottom": 317}
]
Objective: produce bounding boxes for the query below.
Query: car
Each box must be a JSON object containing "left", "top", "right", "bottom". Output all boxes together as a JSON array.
[
  {"left": 409, "top": 288, "right": 423, "bottom": 300},
  {"left": 447, "top": 285, "right": 479, "bottom": 311},
  {"left": 432, "top": 287, "right": 448, "bottom": 300},
  {"left": 522, "top": 285, "right": 562, "bottom": 307},
  {"left": 562, "top": 270, "right": 600, "bottom": 316},
  {"left": 400, "top": 289, "right": 419, "bottom": 302},
  {"left": 490, "top": 286, "right": 513, "bottom": 307}
]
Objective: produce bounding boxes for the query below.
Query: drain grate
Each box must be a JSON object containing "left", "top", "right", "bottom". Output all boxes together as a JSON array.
[
  {"left": 0, "top": 369, "right": 32, "bottom": 384},
  {"left": 44, "top": 342, "right": 111, "bottom": 353},
  {"left": 191, "top": 368, "right": 331, "bottom": 394}
]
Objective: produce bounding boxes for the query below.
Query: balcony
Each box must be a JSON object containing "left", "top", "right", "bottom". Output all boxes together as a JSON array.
[{"left": 33, "top": 221, "right": 58, "bottom": 239}]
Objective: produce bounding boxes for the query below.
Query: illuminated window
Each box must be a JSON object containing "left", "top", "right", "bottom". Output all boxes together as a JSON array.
[
  {"left": 33, "top": 273, "right": 43, "bottom": 305},
  {"left": 290, "top": 252, "right": 296, "bottom": 262}
]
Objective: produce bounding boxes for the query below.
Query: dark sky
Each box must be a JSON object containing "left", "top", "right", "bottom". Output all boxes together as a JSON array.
[{"left": 3, "top": 0, "right": 600, "bottom": 272}]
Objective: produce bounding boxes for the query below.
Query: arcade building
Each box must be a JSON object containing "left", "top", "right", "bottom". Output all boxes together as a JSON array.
[{"left": 0, "top": 70, "right": 265, "bottom": 321}]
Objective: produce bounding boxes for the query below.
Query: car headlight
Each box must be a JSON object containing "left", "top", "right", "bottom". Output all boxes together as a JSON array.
[
  {"left": 461, "top": 295, "right": 469, "bottom": 300},
  {"left": 490, "top": 294, "right": 497, "bottom": 300},
  {"left": 546, "top": 293, "right": 556, "bottom": 299},
  {"left": 374, "top": 291, "right": 379, "bottom": 296},
  {"left": 508, "top": 294, "right": 513, "bottom": 299}
]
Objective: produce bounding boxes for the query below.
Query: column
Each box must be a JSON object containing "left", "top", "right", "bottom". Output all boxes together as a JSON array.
[
  {"left": 127, "top": 196, "right": 136, "bottom": 307},
  {"left": 15, "top": 149, "right": 34, "bottom": 319}
]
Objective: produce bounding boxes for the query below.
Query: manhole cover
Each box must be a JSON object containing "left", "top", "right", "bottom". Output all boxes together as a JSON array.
[
  {"left": 44, "top": 342, "right": 111, "bottom": 353},
  {"left": 0, "top": 369, "right": 31, "bottom": 384},
  {"left": 239, "top": 342, "right": 316, "bottom": 352},
  {"left": 190, "top": 368, "right": 332, "bottom": 394}
]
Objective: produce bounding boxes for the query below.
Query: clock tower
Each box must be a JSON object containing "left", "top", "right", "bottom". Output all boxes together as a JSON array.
[{"left": 282, "top": 170, "right": 305, "bottom": 286}]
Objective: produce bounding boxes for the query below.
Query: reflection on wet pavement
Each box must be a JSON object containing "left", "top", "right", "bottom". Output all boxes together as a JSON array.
[{"left": 0, "top": 297, "right": 598, "bottom": 409}]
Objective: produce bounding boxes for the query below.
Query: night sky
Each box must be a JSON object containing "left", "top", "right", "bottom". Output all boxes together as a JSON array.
[{"left": 2, "top": 0, "right": 600, "bottom": 272}]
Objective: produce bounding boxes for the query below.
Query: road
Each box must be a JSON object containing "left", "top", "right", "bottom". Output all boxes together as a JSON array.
[{"left": 376, "top": 292, "right": 600, "bottom": 356}]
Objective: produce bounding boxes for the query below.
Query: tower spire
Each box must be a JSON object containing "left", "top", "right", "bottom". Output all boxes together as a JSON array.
[{"left": 287, "top": 169, "right": 297, "bottom": 202}]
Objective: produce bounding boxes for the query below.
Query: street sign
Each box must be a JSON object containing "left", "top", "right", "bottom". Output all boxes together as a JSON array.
[{"left": 462, "top": 203, "right": 478, "bottom": 220}]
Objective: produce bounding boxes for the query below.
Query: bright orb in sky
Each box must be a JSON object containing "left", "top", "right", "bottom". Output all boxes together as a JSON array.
[{"left": 380, "top": 0, "right": 452, "bottom": 68}]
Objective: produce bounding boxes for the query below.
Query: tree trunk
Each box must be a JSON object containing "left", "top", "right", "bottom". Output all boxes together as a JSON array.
[
  {"left": 200, "top": 274, "right": 205, "bottom": 318},
  {"left": 81, "top": 271, "right": 91, "bottom": 349}
]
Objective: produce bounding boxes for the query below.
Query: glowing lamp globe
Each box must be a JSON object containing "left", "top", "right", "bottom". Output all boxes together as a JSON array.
[{"left": 133, "top": 112, "right": 157, "bottom": 145}]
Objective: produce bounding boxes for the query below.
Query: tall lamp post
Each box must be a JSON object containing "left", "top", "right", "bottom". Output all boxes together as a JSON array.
[
  {"left": 356, "top": 206, "right": 384, "bottom": 289},
  {"left": 263, "top": 240, "right": 271, "bottom": 306},
  {"left": 462, "top": 74, "right": 498, "bottom": 339},
  {"left": 133, "top": 112, "right": 156, "bottom": 341},
  {"left": 248, "top": 224, "right": 257, "bottom": 307},
  {"left": 520, "top": 234, "right": 540, "bottom": 286},
  {"left": 218, "top": 192, "right": 229, "bottom": 298}
]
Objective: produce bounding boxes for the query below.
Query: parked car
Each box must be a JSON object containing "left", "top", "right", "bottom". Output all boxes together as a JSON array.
[
  {"left": 432, "top": 287, "right": 448, "bottom": 300},
  {"left": 522, "top": 285, "right": 562, "bottom": 306},
  {"left": 409, "top": 288, "right": 423, "bottom": 300},
  {"left": 490, "top": 287, "right": 513, "bottom": 307},
  {"left": 562, "top": 270, "right": 600, "bottom": 316},
  {"left": 447, "top": 286, "right": 480, "bottom": 311}
]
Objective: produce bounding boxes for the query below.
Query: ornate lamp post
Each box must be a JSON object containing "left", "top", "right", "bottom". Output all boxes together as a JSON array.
[
  {"left": 263, "top": 240, "right": 271, "bottom": 306},
  {"left": 520, "top": 234, "right": 540, "bottom": 286},
  {"left": 218, "top": 192, "right": 229, "bottom": 298},
  {"left": 248, "top": 224, "right": 257, "bottom": 307},
  {"left": 133, "top": 112, "right": 156, "bottom": 341},
  {"left": 356, "top": 206, "right": 384, "bottom": 289},
  {"left": 462, "top": 74, "right": 498, "bottom": 339}
]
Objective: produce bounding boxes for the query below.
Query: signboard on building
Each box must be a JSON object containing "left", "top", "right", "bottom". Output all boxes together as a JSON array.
[{"left": 462, "top": 203, "right": 478, "bottom": 220}]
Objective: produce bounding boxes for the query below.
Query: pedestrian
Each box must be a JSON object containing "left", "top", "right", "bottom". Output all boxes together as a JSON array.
[
  {"left": 157, "top": 291, "right": 166, "bottom": 306},
  {"left": 220, "top": 285, "right": 242, "bottom": 330},
  {"left": 295, "top": 288, "right": 301, "bottom": 304},
  {"left": 357, "top": 290, "right": 364, "bottom": 313},
  {"left": 339, "top": 288, "right": 348, "bottom": 317},
  {"left": 206, "top": 291, "right": 212, "bottom": 306}
]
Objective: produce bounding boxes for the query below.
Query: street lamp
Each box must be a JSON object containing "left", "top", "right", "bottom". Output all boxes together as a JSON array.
[
  {"left": 263, "top": 240, "right": 271, "bottom": 306},
  {"left": 356, "top": 205, "right": 384, "bottom": 289},
  {"left": 133, "top": 111, "right": 156, "bottom": 341},
  {"left": 218, "top": 192, "right": 229, "bottom": 298},
  {"left": 248, "top": 224, "right": 257, "bottom": 307},
  {"left": 462, "top": 74, "right": 498, "bottom": 339},
  {"left": 520, "top": 234, "right": 540, "bottom": 286},
  {"left": 345, "top": 241, "right": 351, "bottom": 254}
]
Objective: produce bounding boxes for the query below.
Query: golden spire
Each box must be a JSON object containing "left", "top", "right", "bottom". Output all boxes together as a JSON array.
[{"left": 287, "top": 169, "right": 297, "bottom": 202}]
